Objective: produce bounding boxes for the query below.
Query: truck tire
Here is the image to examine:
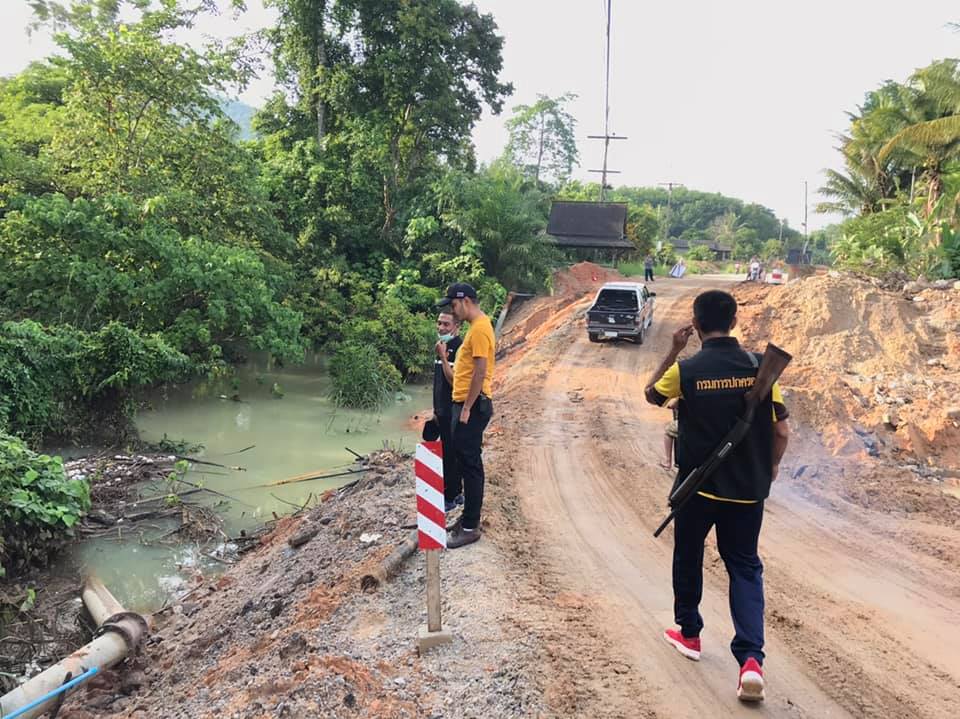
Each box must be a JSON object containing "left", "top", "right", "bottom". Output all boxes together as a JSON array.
[
  {"left": 635, "top": 325, "right": 645, "bottom": 345},
  {"left": 588, "top": 332, "right": 600, "bottom": 343}
]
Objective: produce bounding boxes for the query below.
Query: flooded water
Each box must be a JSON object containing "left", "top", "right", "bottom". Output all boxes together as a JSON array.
[{"left": 62, "top": 354, "right": 426, "bottom": 612}]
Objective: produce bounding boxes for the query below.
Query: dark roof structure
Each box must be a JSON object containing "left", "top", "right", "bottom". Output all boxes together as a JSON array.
[{"left": 546, "top": 201, "right": 633, "bottom": 249}]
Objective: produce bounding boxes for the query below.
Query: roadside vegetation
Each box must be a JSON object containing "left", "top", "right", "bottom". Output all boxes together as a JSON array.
[{"left": 818, "top": 58, "right": 960, "bottom": 279}]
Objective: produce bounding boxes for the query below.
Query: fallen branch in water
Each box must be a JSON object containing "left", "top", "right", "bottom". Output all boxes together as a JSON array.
[
  {"left": 222, "top": 444, "right": 256, "bottom": 456},
  {"left": 175, "top": 455, "right": 246, "bottom": 471},
  {"left": 241, "top": 466, "right": 368, "bottom": 490}
]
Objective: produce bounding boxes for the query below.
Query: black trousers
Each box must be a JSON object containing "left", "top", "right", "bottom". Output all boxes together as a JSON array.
[
  {"left": 644, "top": 268, "right": 654, "bottom": 281},
  {"left": 450, "top": 397, "right": 493, "bottom": 530},
  {"left": 436, "top": 412, "right": 462, "bottom": 503},
  {"left": 673, "top": 493, "right": 765, "bottom": 665}
]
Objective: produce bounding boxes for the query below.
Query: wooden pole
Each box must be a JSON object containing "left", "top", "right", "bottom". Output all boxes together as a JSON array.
[{"left": 426, "top": 550, "right": 441, "bottom": 632}]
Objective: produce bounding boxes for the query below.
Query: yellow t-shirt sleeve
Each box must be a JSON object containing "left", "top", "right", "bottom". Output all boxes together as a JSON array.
[
  {"left": 471, "top": 323, "right": 494, "bottom": 358},
  {"left": 653, "top": 362, "right": 681, "bottom": 401},
  {"left": 772, "top": 381, "right": 789, "bottom": 423}
]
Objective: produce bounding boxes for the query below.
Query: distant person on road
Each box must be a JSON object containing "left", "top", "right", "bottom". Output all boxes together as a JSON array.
[
  {"left": 644, "top": 254, "right": 656, "bottom": 282},
  {"left": 748, "top": 256, "right": 761, "bottom": 281},
  {"left": 661, "top": 399, "right": 679, "bottom": 470},
  {"left": 437, "top": 283, "right": 495, "bottom": 549},
  {"left": 644, "top": 290, "right": 790, "bottom": 703},
  {"left": 433, "top": 310, "right": 464, "bottom": 512}
]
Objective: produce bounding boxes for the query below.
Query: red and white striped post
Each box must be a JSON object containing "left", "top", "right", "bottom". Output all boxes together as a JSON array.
[{"left": 415, "top": 441, "right": 453, "bottom": 652}]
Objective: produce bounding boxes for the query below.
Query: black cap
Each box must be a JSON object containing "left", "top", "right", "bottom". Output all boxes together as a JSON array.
[{"left": 436, "top": 282, "right": 477, "bottom": 307}]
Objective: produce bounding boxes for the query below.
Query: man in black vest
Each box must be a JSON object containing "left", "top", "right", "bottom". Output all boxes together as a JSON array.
[
  {"left": 644, "top": 290, "right": 790, "bottom": 703},
  {"left": 433, "top": 310, "right": 464, "bottom": 512}
]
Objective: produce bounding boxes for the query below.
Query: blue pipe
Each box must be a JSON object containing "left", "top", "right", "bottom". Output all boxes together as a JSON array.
[{"left": 3, "top": 667, "right": 99, "bottom": 719}]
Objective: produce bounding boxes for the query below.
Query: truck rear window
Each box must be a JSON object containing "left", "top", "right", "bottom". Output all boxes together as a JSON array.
[{"left": 595, "top": 289, "right": 638, "bottom": 311}]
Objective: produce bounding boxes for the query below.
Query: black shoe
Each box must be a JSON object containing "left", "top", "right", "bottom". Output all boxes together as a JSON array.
[{"left": 447, "top": 523, "right": 481, "bottom": 549}]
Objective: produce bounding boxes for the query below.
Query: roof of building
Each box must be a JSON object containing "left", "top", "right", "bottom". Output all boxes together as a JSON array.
[{"left": 546, "top": 201, "right": 633, "bottom": 249}]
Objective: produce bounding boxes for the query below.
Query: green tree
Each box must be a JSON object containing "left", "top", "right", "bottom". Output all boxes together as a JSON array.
[
  {"left": 625, "top": 205, "right": 661, "bottom": 254},
  {"left": 435, "top": 163, "right": 556, "bottom": 292},
  {"left": 504, "top": 93, "right": 579, "bottom": 184},
  {"left": 878, "top": 60, "right": 960, "bottom": 216},
  {"left": 686, "top": 244, "right": 713, "bottom": 261},
  {"left": 761, "top": 239, "right": 783, "bottom": 261}
]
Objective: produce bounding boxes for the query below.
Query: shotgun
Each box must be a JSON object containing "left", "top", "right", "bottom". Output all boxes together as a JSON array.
[{"left": 653, "top": 343, "right": 792, "bottom": 538}]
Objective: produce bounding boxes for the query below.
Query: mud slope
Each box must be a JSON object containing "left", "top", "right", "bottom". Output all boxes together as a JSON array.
[{"left": 486, "top": 273, "right": 960, "bottom": 718}]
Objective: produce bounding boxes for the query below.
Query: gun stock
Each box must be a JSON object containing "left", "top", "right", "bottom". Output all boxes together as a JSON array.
[{"left": 653, "top": 343, "right": 792, "bottom": 538}]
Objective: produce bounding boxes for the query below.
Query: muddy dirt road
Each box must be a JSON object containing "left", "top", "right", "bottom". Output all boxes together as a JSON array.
[{"left": 491, "top": 274, "right": 960, "bottom": 718}]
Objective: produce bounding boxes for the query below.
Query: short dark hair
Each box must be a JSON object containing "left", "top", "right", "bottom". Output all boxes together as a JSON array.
[{"left": 693, "top": 290, "right": 737, "bottom": 334}]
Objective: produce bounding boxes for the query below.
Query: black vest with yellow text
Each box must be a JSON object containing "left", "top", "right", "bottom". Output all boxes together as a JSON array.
[{"left": 675, "top": 337, "right": 774, "bottom": 501}]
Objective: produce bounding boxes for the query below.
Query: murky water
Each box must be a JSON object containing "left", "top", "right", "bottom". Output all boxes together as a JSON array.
[{"left": 62, "top": 354, "right": 426, "bottom": 612}]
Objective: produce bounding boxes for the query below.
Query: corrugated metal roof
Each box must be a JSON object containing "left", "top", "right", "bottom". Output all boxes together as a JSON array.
[{"left": 546, "top": 201, "right": 630, "bottom": 249}]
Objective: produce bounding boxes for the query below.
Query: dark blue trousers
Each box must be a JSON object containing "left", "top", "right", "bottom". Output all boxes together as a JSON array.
[{"left": 672, "top": 492, "right": 765, "bottom": 665}]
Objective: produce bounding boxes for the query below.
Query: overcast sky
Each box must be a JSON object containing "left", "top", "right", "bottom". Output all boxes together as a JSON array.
[{"left": 4, "top": 1, "right": 960, "bottom": 231}]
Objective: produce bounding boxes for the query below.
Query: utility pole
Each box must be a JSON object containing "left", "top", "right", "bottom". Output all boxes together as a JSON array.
[
  {"left": 658, "top": 181, "right": 684, "bottom": 246},
  {"left": 588, "top": 0, "right": 626, "bottom": 201},
  {"left": 801, "top": 180, "right": 810, "bottom": 260}
]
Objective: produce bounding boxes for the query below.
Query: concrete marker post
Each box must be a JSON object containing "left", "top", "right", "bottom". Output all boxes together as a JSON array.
[{"left": 415, "top": 441, "right": 453, "bottom": 653}]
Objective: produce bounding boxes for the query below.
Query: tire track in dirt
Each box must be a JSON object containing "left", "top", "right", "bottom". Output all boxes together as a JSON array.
[{"left": 488, "top": 275, "right": 960, "bottom": 718}]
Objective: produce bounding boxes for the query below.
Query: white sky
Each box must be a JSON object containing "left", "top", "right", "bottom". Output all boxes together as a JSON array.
[{"left": 3, "top": 1, "right": 960, "bottom": 231}]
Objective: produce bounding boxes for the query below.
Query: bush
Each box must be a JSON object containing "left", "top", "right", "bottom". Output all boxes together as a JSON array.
[
  {"left": 655, "top": 243, "right": 677, "bottom": 266},
  {"left": 0, "top": 320, "right": 191, "bottom": 443},
  {"left": 0, "top": 433, "right": 90, "bottom": 577},
  {"left": 0, "top": 193, "right": 305, "bottom": 363},
  {"left": 341, "top": 298, "right": 435, "bottom": 378},
  {"left": 686, "top": 244, "right": 714, "bottom": 261},
  {"left": 328, "top": 342, "right": 403, "bottom": 411}
]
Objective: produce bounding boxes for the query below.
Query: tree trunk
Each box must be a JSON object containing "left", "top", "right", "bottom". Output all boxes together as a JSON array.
[
  {"left": 314, "top": 1, "right": 327, "bottom": 147},
  {"left": 927, "top": 171, "right": 943, "bottom": 246},
  {"left": 535, "top": 118, "right": 545, "bottom": 183}
]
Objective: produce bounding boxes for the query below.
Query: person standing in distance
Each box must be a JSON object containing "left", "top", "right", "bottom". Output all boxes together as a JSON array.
[
  {"left": 644, "top": 290, "right": 790, "bottom": 702},
  {"left": 433, "top": 310, "right": 464, "bottom": 512},
  {"left": 644, "top": 253, "right": 656, "bottom": 282},
  {"left": 436, "top": 283, "right": 495, "bottom": 549}
]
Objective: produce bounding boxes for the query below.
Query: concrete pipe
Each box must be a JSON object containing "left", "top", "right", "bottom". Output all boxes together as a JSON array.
[{"left": 0, "top": 577, "right": 148, "bottom": 719}]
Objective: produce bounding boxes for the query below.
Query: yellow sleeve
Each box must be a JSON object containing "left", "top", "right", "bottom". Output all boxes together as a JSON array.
[
  {"left": 772, "top": 381, "right": 789, "bottom": 423},
  {"left": 471, "top": 322, "right": 495, "bottom": 359},
  {"left": 653, "top": 363, "right": 681, "bottom": 401}
]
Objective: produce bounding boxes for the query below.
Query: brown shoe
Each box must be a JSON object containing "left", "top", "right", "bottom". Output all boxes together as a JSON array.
[{"left": 447, "top": 523, "right": 481, "bottom": 549}]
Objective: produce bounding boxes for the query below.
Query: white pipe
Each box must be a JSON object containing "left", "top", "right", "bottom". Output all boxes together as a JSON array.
[{"left": 0, "top": 577, "right": 147, "bottom": 719}]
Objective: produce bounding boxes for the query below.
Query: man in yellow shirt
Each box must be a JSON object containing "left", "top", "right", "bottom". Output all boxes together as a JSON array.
[
  {"left": 644, "top": 290, "right": 789, "bottom": 702},
  {"left": 436, "top": 283, "right": 495, "bottom": 548}
]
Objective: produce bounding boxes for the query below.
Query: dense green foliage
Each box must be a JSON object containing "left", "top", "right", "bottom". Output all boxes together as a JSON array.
[
  {"left": 0, "top": 319, "right": 190, "bottom": 444},
  {"left": 820, "top": 58, "right": 960, "bottom": 278},
  {"left": 0, "top": 432, "right": 91, "bottom": 576}
]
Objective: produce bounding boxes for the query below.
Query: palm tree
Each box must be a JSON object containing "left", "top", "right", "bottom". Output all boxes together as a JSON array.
[
  {"left": 877, "top": 60, "right": 960, "bottom": 217},
  {"left": 819, "top": 83, "right": 915, "bottom": 215}
]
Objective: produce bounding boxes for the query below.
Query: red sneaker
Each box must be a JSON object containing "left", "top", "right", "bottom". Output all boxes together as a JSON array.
[
  {"left": 663, "top": 628, "right": 701, "bottom": 661},
  {"left": 737, "top": 658, "right": 765, "bottom": 702}
]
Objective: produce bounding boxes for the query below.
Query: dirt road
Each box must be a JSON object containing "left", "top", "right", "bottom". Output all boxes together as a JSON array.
[{"left": 490, "top": 274, "right": 960, "bottom": 718}]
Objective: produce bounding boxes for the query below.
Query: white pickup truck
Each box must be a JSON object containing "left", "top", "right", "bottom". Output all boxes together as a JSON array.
[{"left": 586, "top": 282, "right": 656, "bottom": 344}]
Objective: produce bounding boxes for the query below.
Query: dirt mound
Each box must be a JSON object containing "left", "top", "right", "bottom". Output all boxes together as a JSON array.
[
  {"left": 552, "top": 261, "right": 623, "bottom": 297},
  {"left": 496, "top": 263, "right": 622, "bottom": 377},
  {"left": 734, "top": 275, "right": 960, "bottom": 471}
]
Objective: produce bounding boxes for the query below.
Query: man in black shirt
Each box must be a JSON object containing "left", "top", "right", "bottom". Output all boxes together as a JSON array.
[
  {"left": 644, "top": 290, "right": 790, "bottom": 703},
  {"left": 433, "top": 311, "right": 463, "bottom": 512}
]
